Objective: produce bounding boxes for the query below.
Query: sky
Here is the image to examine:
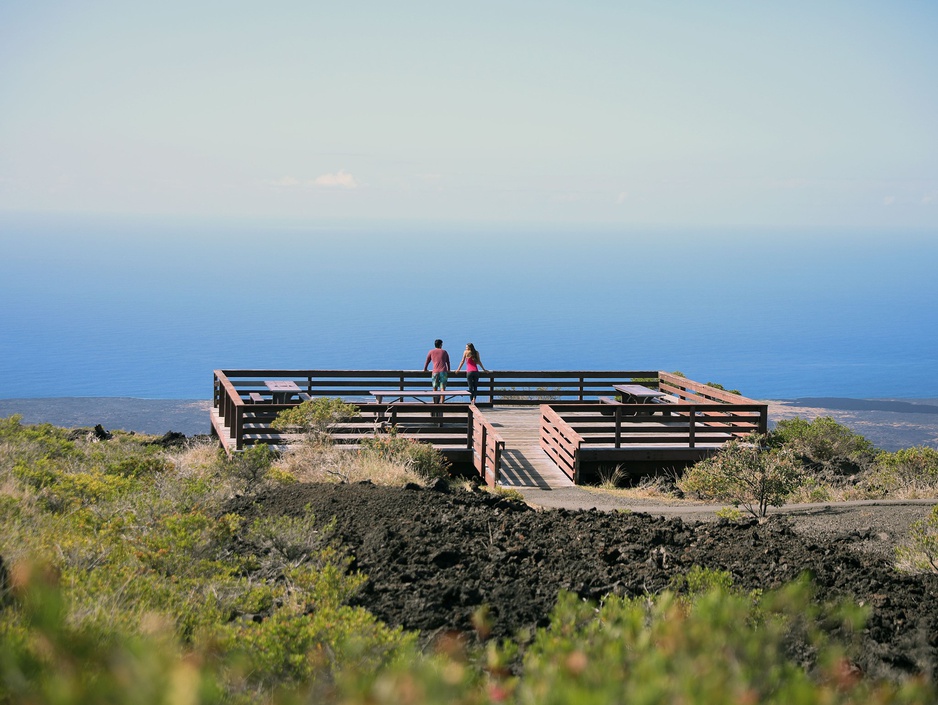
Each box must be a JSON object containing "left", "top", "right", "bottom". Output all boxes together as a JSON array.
[{"left": 1, "top": 1, "right": 937, "bottom": 228}]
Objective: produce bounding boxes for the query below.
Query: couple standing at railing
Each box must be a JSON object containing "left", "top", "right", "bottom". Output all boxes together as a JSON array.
[{"left": 422, "top": 339, "right": 488, "bottom": 403}]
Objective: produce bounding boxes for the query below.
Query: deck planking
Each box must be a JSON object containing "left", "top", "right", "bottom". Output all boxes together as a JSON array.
[{"left": 481, "top": 407, "right": 574, "bottom": 489}]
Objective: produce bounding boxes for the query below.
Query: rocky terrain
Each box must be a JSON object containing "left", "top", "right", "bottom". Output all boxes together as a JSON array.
[{"left": 228, "top": 481, "right": 938, "bottom": 683}]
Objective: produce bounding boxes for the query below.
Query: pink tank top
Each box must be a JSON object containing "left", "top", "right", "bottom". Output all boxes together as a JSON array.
[{"left": 466, "top": 357, "right": 479, "bottom": 373}]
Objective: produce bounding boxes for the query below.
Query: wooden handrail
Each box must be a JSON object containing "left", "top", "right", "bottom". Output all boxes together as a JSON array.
[
  {"left": 469, "top": 405, "right": 505, "bottom": 487},
  {"left": 212, "top": 370, "right": 768, "bottom": 465},
  {"left": 540, "top": 403, "right": 585, "bottom": 482}
]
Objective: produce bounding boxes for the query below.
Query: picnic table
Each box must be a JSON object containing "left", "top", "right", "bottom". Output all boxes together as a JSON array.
[
  {"left": 612, "top": 384, "right": 668, "bottom": 404},
  {"left": 265, "top": 380, "right": 301, "bottom": 404},
  {"left": 369, "top": 390, "right": 472, "bottom": 404}
]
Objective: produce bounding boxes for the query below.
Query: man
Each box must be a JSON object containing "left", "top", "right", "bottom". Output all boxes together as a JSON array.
[{"left": 423, "top": 339, "right": 450, "bottom": 400}]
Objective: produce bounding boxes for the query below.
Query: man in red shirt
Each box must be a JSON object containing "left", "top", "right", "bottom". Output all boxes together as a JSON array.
[{"left": 423, "top": 339, "right": 451, "bottom": 395}]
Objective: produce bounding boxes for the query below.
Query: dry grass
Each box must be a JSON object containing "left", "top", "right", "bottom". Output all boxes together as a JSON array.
[
  {"left": 587, "top": 466, "right": 693, "bottom": 502},
  {"left": 274, "top": 442, "right": 423, "bottom": 487}
]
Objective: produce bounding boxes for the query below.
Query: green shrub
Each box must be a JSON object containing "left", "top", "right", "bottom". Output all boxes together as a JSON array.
[
  {"left": 12, "top": 459, "right": 134, "bottom": 512},
  {"left": 102, "top": 454, "right": 173, "bottom": 478},
  {"left": 896, "top": 505, "right": 938, "bottom": 574},
  {"left": 273, "top": 398, "right": 360, "bottom": 443},
  {"left": 670, "top": 565, "right": 735, "bottom": 595},
  {"left": 715, "top": 506, "right": 744, "bottom": 521},
  {"left": 862, "top": 446, "right": 938, "bottom": 498},
  {"left": 0, "top": 562, "right": 228, "bottom": 705},
  {"left": 705, "top": 381, "right": 741, "bottom": 395},
  {"left": 770, "top": 416, "right": 876, "bottom": 473},
  {"left": 348, "top": 578, "right": 934, "bottom": 705},
  {"left": 228, "top": 443, "right": 276, "bottom": 490},
  {"left": 0, "top": 414, "right": 77, "bottom": 461},
  {"left": 678, "top": 435, "right": 802, "bottom": 517}
]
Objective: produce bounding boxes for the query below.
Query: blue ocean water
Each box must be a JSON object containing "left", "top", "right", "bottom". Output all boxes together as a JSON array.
[{"left": 1, "top": 213, "right": 936, "bottom": 401}]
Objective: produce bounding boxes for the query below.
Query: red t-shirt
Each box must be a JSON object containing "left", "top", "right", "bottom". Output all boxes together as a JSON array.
[{"left": 425, "top": 348, "right": 450, "bottom": 373}]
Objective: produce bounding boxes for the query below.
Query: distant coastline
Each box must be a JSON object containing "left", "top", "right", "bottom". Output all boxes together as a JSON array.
[
  {"left": 0, "top": 398, "right": 213, "bottom": 438},
  {"left": 1, "top": 396, "right": 936, "bottom": 452}
]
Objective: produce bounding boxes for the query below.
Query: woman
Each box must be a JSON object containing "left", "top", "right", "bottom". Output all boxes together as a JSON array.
[{"left": 455, "top": 343, "right": 487, "bottom": 403}]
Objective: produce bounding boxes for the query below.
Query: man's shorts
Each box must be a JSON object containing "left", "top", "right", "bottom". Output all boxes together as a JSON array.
[{"left": 431, "top": 372, "right": 448, "bottom": 390}]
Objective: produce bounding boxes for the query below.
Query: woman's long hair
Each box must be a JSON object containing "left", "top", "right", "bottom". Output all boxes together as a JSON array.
[{"left": 465, "top": 343, "right": 479, "bottom": 362}]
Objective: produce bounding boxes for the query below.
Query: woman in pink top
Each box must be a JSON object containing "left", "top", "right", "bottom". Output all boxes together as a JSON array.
[{"left": 455, "top": 343, "right": 487, "bottom": 403}]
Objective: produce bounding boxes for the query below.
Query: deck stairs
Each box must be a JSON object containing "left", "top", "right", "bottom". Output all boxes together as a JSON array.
[{"left": 481, "top": 407, "right": 573, "bottom": 489}]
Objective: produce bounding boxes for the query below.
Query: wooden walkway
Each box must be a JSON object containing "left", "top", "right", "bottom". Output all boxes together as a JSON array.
[{"left": 482, "top": 407, "right": 574, "bottom": 489}]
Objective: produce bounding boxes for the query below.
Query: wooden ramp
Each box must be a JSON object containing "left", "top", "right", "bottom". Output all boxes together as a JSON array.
[{"left": 482, "top": 407, "right": 573, "bottom": 489}]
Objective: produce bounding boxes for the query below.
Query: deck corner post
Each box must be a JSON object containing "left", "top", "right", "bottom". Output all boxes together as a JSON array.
[
  {"left": 233, "top": 405, "right": 245, "bottom": 451},
  {"left": 614, "top": 407, "right": 622, "bottom": 448}
]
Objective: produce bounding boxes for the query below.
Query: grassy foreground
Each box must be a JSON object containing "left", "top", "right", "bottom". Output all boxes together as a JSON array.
[{"left": 1, "top": 414, "right": 936, "bottom": 704}]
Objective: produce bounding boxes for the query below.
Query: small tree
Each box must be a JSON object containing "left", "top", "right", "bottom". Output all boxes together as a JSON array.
[
  {"left": 678, "top": 435, "right": 802, "bottom": 518},
  {"left": 272, "top": 398, "right": 359, "bottom": 444}
]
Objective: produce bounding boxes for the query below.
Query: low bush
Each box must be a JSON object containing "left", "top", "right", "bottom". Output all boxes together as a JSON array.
[
  {"left": 769, "top": 416, "right": 877, "bottom": 479},
  {"left": 895, "top": 505, "right": 938, "bottom": 574},
  {"left": 0, "top": 417, "right": 416, "bottom": 702},
  {"left": 347, "top": 577, "right": 933, "bottom": 705},
  {"left": 860, "top": 446, "right": 938, "bottom": 499}
]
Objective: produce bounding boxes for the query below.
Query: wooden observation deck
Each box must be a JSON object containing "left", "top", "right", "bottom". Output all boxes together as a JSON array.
[{"left": 211, "top": 370, "right": 767, "bottom": 487}]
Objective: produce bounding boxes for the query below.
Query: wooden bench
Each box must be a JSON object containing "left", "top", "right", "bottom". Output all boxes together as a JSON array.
[{"left": 249, "top": 392, "right": 265, "bottom": 403}]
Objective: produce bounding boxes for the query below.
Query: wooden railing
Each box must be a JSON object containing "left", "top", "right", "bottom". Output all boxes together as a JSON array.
[
  {"left": 538, "top": 398, "right": 768, "bottom": 482},
  {"left": 214, "top": 369, "right": 664, "bottom": 405},
  {"left": 548, "top": 403, "right": 766, "bottom": 447},
  {"left": 540, "top": 405, "right": 585, "bottom": 483},
  {"left": 470, "top": 404, "right": 505, "bottom": 487},
  {"left": 212, "top": 369, "right": 767, "bottom": 486}
]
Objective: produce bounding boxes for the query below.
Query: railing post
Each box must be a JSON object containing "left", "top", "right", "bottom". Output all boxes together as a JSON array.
[
  {"left": 490, "top": 374, "right": 496, "bottom": 405},
  {"left": 688, "top": 407, "right": 696, "bottom": 448},
  {"left": 467, "top": 407, "right": 474, "bottom": 450},
  {"left": 579, "top": 375, "right": 584, "bottom": 402},
  {"left": 614, "top": 406, "right": 622, "bottom": 448},
  {"left": 234, "top": 405, "right": 244, "bottom": 451},
  {"left": 480, "top": 425, "right": 487, "bottom": 480}
]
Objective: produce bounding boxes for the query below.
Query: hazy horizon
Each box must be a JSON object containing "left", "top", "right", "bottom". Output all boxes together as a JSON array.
[{"left": 2, "top": 2, "right": 936, "bottom": 229}]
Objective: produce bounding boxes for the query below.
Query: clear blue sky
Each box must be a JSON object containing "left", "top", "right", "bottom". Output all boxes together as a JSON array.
[{"left": 1, "top": 1, "right": 936, "bottom": 228}]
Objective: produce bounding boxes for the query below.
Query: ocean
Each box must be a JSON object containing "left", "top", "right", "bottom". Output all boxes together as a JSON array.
[{"left": 2, "top": 212, "right": 936, "bottom": 401}]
